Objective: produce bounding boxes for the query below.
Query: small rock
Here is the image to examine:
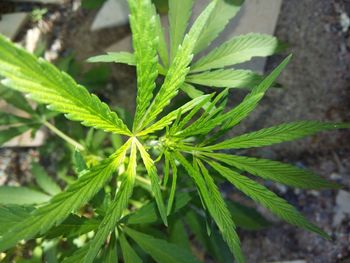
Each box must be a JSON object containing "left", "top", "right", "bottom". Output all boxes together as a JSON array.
[
  {"left": 90, "top": 0, "right": 129, "bottom": 31},
  {"left": 333, "top": 190, "right": 350, "bottom": 226},
  {"left": 340, "top": 12, "right": 350, "bottom": 33}
]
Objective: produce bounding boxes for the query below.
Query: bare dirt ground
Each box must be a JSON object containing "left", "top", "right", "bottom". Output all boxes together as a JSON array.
[{"left": 1, "top": 0, "right": 350, "bottom": 262}]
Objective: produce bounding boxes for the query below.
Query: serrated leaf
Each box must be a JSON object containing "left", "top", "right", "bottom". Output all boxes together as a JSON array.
[
  {"left": 186, "top": 69, "right": 263, "bottom": 88},
  {"left": 100, "top": 234, "right": 118, "bottom": 263},
  {"left": 125, "top": 227, "right": 201, "bottom": 263},
  {"left": 138, "top": 2, "right": 217, "bottom": 131},
  {"left": 128, "top": 0, "right": 159, "bottom": 130},
  {"left": 206, "top": 121, "right": 350, "bottom": 150},
  {"left": 205, "top": 153, "right": 340, "bottom": 189},
  {"left": 0, "top": 205, "right": 34, "bottom": 234},
  {"left": 136, "top": 140, "right": 167, "bottom": 225},
  {"left": 83, "top": 141, "right": 137, "bottom": 263},
  {"left": 87, "top": 52, "right": 136, "bottom": 65},
  {"left": 194, "top": 0, "right": 244, "bottom": 54},
  {"left": 168, "top": 0, "right": 194, "bottom": 60},
  {"left": 137, "top": 94, "right": 211, "bottom": 136},
  {"left": 0, "top": 140, "right": 131, "bottom": 252},
  {"left": 0, "top": 34, "right": 131, "bottom": 136},
  {"left": 123, "top": 192, "right": 191, "bottom": 225},
  {"left": 155, "top": 14, "right": 169, "bottom": 68},
  {"left": 166, "top": 153, "right": 178, "bottom": 215},
  {"left": 0, "top": 186, "right": 51, "bottom": 205},
  {"left": 175, "top": 152, "right": 245, "bottom": 263},
  {"left": 119, "top": 233, "right": 142, "bottom": 263},
  {"left": 31, "top": 162, "right": 61, "bottom": 196},
  {"left": 208, "top": 160, "right": 330, "bottom": 239},
  {"left": 46, "top": 215, "right": 100, "bottom": 239},
  {"left": 191, "top": 33, "right": 286, "bottom": 72}
]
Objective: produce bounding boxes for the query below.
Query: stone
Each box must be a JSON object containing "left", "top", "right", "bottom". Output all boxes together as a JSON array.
[
  {"left": 90, "top": 0, "right": 129, "bottom": 31},
  {"left": 333, "top": 190, "right": 350, "bottom": 226},
  {"left": 0, "top": 12, "right": 29, "bottom": 40}
]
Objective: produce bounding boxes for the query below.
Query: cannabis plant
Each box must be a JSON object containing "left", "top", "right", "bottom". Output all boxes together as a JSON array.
[{"left": 0, "top": 0, "right": 348, "bottom": 262}]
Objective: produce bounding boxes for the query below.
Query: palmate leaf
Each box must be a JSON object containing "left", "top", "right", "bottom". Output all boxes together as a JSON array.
[
  {"left": 191, "top": 33, "right": 286, "bottom": 72},
  {"left": 220, "top": 55, "right": 292, "bottom": 131},
  {"left": 194, "top": 0, "right": 244, "bottom": 54},
  {"left": 0, "top": 35, "right": 131, "bottom": 136},
  {"left": 124, "top": 227, "right": 201, "bottom": 263},
  {"left": 83, "top": 141, "right": 137, "bottom": 263},
  {"left": 174, "top": 152, "right": 245, "bottom": 263},
  {"left": 206, "top": 121, "right": 350, "bottom": 150},
  {"left": 138, "top": 1, "right": 217, "bottom": 131},
  {"left": 208, "top": 160, "right": 330, "bottom": 239},
  {"left": 168, "top": 0, "right": 195, "bottom": 60},
  {"left": 136, "top": 140, "right": 167, "bottom": 225},
  {"left": 174, "top": 55, "right": 291, "bottom": 139},
  {"left": 186, "top": 69, "right": 263, "bottom": 88},
  {"left": 87, "top": 52, "right": 136, "bottom": 66},
  {"left": 0, "top": 140, "right": 131, "bottom": 252},
  {"left": 128, "top": 0, "right": 159, "bottom": 130},
  {"left": 137, "top": 94, "right": 211, "bottom": 136},
  {"left": 204, "top": 153, "right": 340, "bottom": 189},
  {"left": 120, "top": 233, "right": 142, "bottom": 263}
]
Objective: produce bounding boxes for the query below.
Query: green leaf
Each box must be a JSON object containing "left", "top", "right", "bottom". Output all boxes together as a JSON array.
[
  {"left": 0, "top": 140, "right": 131, "bottom": 252},
  {"left": 0, "top": 205, "right": 34, "bottom": 234},
  {"left": 83, "top": 141, "right": 137, "bottom": 263},
  {"left": 128, "top": 0, "right": 159, "bottom": 130},
  {"left": 155, "top": 14, "right": 169, "bottom": 68},
  {"left": 194, "top": 0, "right": 244, "bottom": 54},
  {"left": 227, "top": 201, "right": 270, "bottom": 231},
  {"left": 0, "top": 186, "right": 51, "bottom": 205},
  {"left": 137, "top": 94, "right": 211, "bottom": 136},
  {"left": 0, "top": 83, "right": 35, "bottom": 114},
  {"left": 123, "top": 192, "right": 191, "bottom": 225},
  {"left": 87, "top": 52, "right": 136, "bottom": 65},
  {"left": 31, "top": 162, "right": 61, "bottom": 196},
  {"left": 208, "top": 160, "right": 330, "bottom": 239},
  {"left": 168, "top": 0, "right": 195, "bottom": 60},
  {"left": 191, "top": 33, "right": 286, "bottom": 72},
  {"left": 0, "top": 34, "right": 131, "bottom": 136},
  {"left": 0, "top": 125, "right": 33, "bottom": 146},
  {"left": 125, "top": 227, "right": 201, "bottom": 263},
  {"left": 166, "top": 153, "right": 178, "bottom": 215},
  {"left": 119, "top": 233, "right": 142, "bottom": 263},
  {"left": 0, "top": 112, "right": 32, "bottom": 125},
  {"left": 175, "top": 152, "right": 245, "bottom": 263},
  {"left": 186, "top": 69, "right": 263, "bottom": 88},
  {"left": 73, "top": 150, "right": 88, "bottom": 173},
  {"left": 205, "top": 153, "right": 340, "bottom": 189},
  {"left": 168, "top": 219, "right": 191, "bottom": 251},
  {"left": 214, "top": 55, "right": 292, "bottom": 134},
  {"left": 100, "top": 234, "right": 118, "bottom": 263},
  {"left": 138, "top": 1, "right": 217, "bottom": 131},
  {"left": 136, "top": 140, "right": 167, "bottom": 225},
  {"left": 46, "top": 215, "right": 100, "bottom": 239},
  {"left": 180, "top": 82, "right": 204, "bottom": 99},
  {"left": 206, "top": 121, "right": 350, "bottom": 150}
]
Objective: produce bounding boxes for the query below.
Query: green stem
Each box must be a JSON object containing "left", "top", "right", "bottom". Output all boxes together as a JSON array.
[{"left": 43, "top": 121, "right": 85, "bottom": 151}]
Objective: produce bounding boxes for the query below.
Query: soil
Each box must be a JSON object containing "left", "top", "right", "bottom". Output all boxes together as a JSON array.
[{"left": 1, "top": 0, "right": 350, "bottom": 262}]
